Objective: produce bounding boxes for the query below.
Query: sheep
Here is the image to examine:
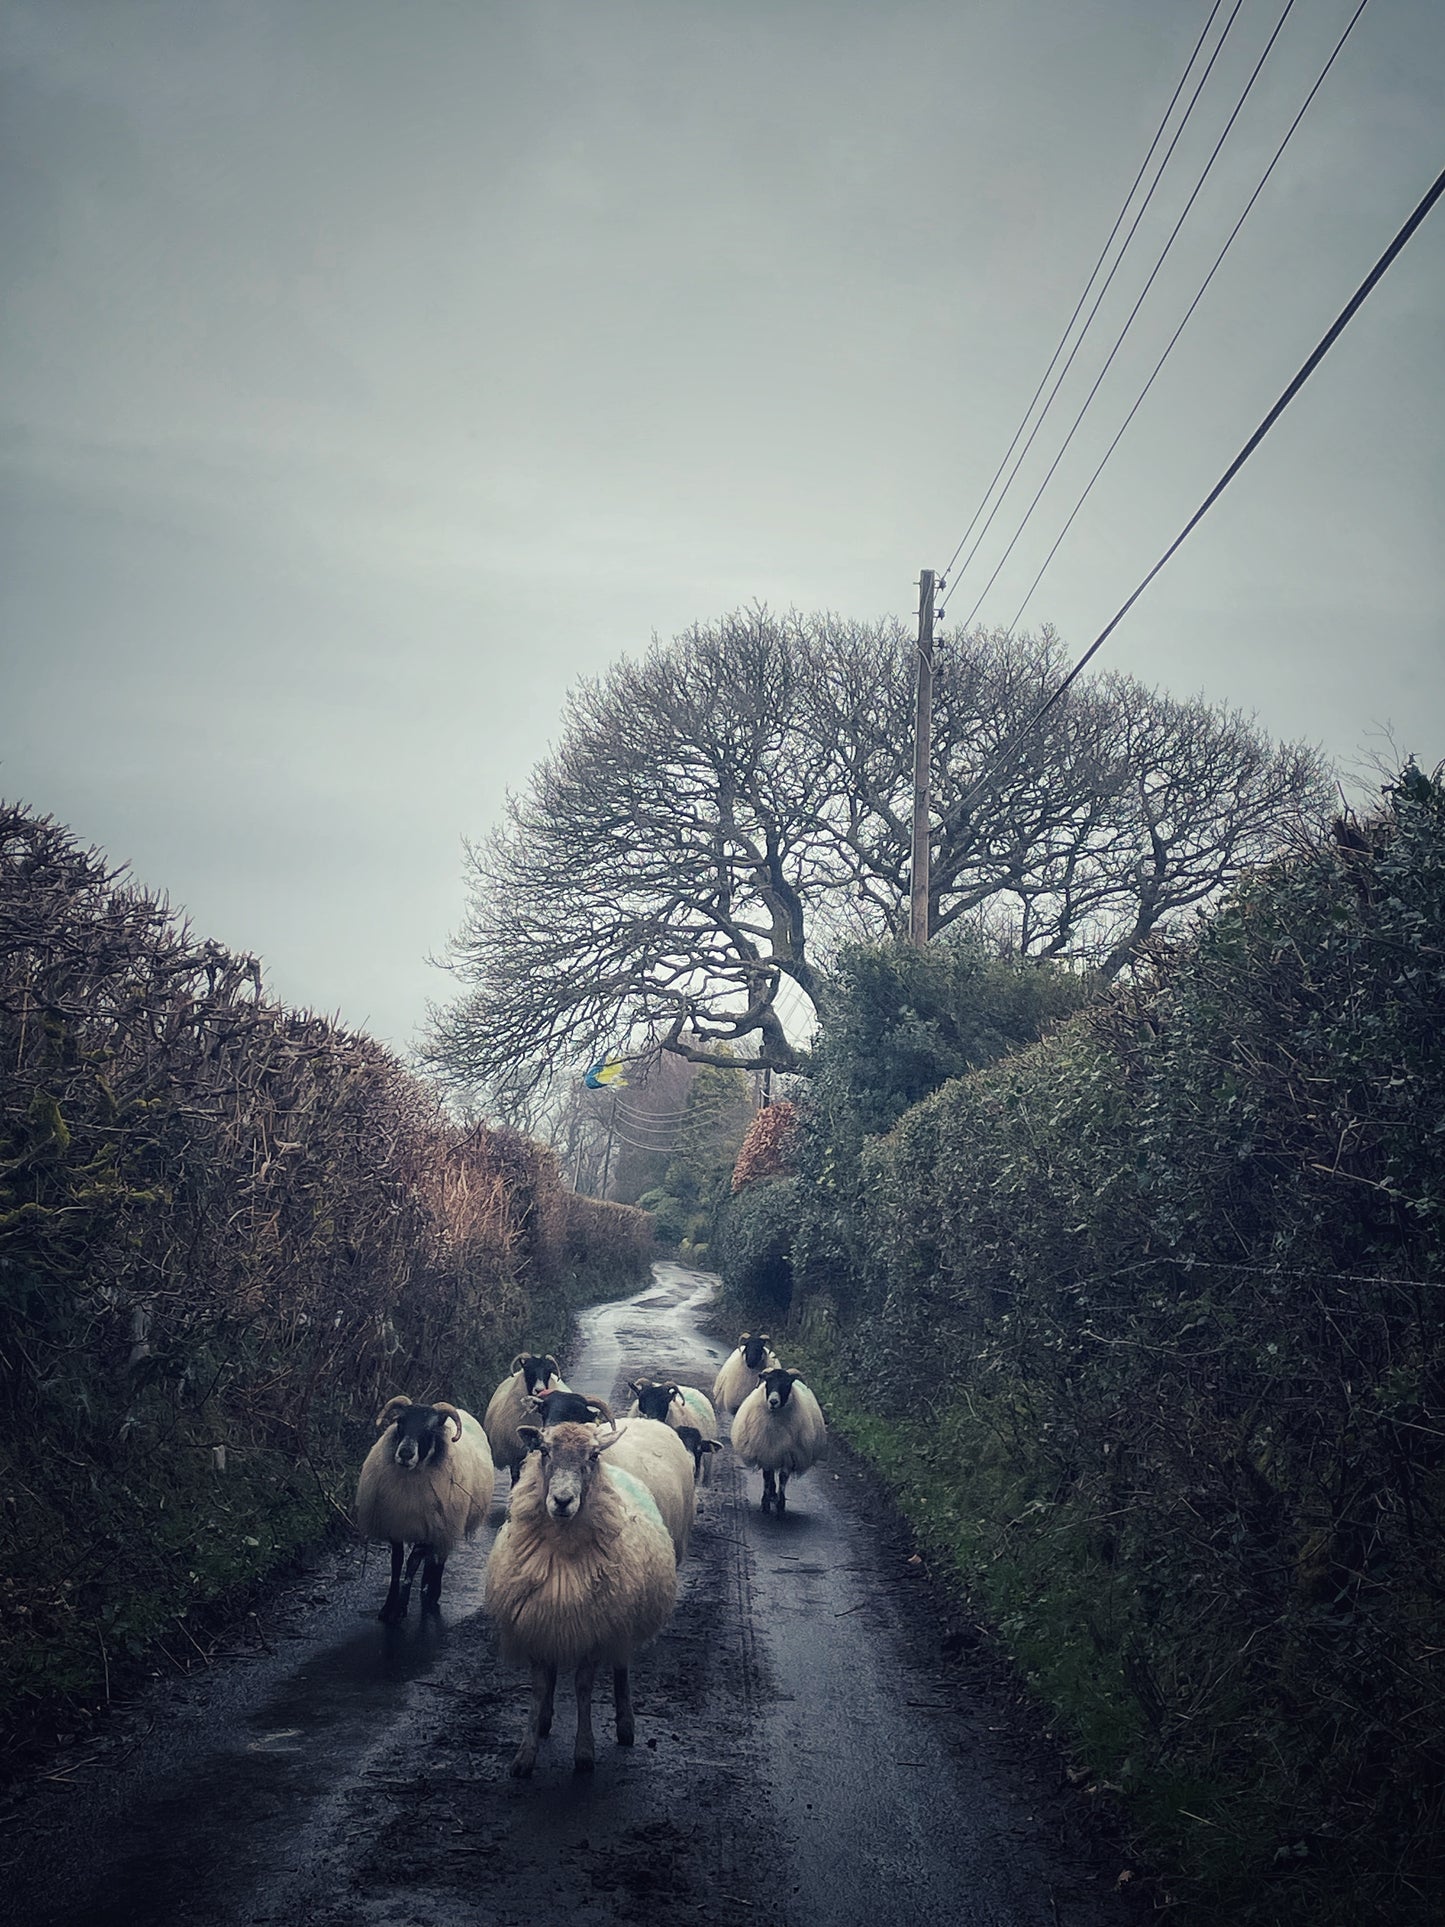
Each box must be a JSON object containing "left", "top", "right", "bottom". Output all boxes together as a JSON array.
[
  {"left": 627, "top": 1378, "right": 723, "bottom": 1483},
  {"left": 730, "top": 1368, "right": 827, "bottom": 1515},
  {"left": 355, "top": 1396, "right": 495, "bottom": 1621},
  {"left": 483, "top": 1352, "right": 568, "bottom": 1481},
  {"left": 484, "top": 1419, "right": 677, "bottom": 1776},
  {"left": 517, "top": 1391, "right": 693, "bottom": 1560},
  {"left": 604, "top": 1415, "right": 697, "bottom": 1562},
  {"left": 712, "top": 1331, "right": 780, "bottom": 1416}
]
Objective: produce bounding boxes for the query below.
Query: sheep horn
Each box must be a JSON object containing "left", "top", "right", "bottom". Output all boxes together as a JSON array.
[
  {"left": 376, "top": 1395, "right": 412, "bottom": 1430},
  {"left": 432, "top": 1401, "right": 464, "bottom": 1441},
  {"left": 585, "top": 1397, "right": 616, "bottom": 1430},
  {"left": 509, "top": 1353, "right": 527, "bottom": 1374}
]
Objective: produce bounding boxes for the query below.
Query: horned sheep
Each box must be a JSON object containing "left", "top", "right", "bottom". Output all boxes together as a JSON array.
[
  {"left": 483, "top": 1353, "right": 567, "bottom": 1481},
  {"left": 712, "top": 1332, "right": 780, "bottom": 1416},
  {"left": 628, "top": 1378, "right": 723, "bottom": 1483},
  {"left": 484, "top": 1420, "right": 677, "bottom": 1776},
  {"left": 731, "top": 1368, "right": 827, "bottom": 1514},
  {"left": 355, "top": 1396, "right": 495, "bottom": 1621}
]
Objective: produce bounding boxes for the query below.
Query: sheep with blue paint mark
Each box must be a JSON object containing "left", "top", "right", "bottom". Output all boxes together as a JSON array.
[
  {"left": 627, "top": 1377, "right": 723, "bottom": 1483},
  {"left": 484, "top": 1419, "right": 677, "bottom": 1776}
]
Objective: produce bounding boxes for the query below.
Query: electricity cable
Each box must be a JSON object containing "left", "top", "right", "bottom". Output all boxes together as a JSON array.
[
  {"left": 958, "top": 0, "right": 1300, "bottom": 632},
  {"left": 942, "top": 0, "right": 1249, "bottom": 595},
  {"left": 1004, "top": 0, "right": 1373, "bottom": 637},
  {"left": 940, "top": 0, "right": 1230, "bottom": 586},
  {"left": 950, "top": 156, "right": 1445, "bottom": 821}
]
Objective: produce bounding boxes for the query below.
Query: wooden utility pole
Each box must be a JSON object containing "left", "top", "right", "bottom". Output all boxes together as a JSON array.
[{"left": 909, "top": 568, "right": 936, "bottom": 945}]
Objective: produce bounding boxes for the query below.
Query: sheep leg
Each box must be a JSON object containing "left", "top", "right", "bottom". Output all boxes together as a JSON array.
[
  {"left": 761, "top": 1468, "right": 777, "bottom": 1513},
  {"left": 510, "top": 1662, "right": 554, "bottom": 1778},
  {"left": 395, "top": 1542, "right": 428, "bottom": 1617},
  {"left": 777, "top": 1470, "right": 789, "bottom": 1515},
  {"left": 573, "top": 1658, "right": 597, "bottom": 1772},
  {"left": 420, "top": 1551, "right": 446, "bottom": 1609},
  {"left": 379, "top": 1542, "right": 407, "bottom": 1622},
  {"left": 614, "top": 1667, "right": 635, "bottom": 1746},
  {"left": 537, "top": 1664, "right": 557, "bottom": 1736}
]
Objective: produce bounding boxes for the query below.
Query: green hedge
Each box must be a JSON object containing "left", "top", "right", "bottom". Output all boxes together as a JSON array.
[{"left": 741, "top": 767, "right": 1445, "bottom": 1923}]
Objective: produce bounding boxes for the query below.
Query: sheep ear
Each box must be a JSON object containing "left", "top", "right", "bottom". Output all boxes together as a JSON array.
[
  {"left": 517, "top": 1425, "right": 543, "bottom": 1454},
  {"left": 376, "top": 1396, "right": 412, "bottom": 1430},
  {"left": 627, "top": 1380, "right": 644, "bottom": 1397}
]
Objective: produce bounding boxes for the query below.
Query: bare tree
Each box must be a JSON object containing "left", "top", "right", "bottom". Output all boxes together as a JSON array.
[{"left": 428, "top": 609, "right": 1331, "bottom": 1106}]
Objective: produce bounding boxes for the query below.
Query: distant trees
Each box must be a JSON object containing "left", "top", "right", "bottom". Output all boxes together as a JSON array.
[{"left": 429, "top": 608, "right": 1330, "bottom": 1108}]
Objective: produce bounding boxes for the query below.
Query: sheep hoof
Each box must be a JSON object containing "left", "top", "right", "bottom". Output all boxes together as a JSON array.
[
  {"left": 378, "top": 1599, "right": 406, "bottom": 1624},
  {"left": 573, "top": 1753, "right": 595, "bottom": 1774},
  {"left": 510, "top": 1745, "right": 537, "bottom": 1778},
  {"left": 617, "top": 1719, "right": 635, "bottom": 1746},
  {"left": 760, "top": 1493, "right": 772, "bottom": 1513}
]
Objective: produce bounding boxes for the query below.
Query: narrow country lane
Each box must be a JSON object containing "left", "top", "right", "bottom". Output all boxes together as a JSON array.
[{"left": 4, "top": 1264, "right": 1135, "bottom": 1926}]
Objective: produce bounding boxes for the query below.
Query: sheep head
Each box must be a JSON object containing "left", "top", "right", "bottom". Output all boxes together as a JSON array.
[
  {"left": 517, "top": 1419, "right": 624, "bottom": 1523},
  {"left": 512, "top": 1352, "right": 563, "bottom": 1396},
  {"left": 525, "top": 1388, "right": 615, "bottom": 1431},
  {"left": 761, "top": 1367, "right": 802, "bottom": 1411},
  {"left": 630, "top": 1379, "right": 683, "bottom": 1424}
]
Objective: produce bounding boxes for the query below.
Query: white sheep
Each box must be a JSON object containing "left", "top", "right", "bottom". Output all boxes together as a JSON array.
[
  {"left": 627, "top": 1378, "right": 723, "bottom": 1483},
  {"left": 712, "top": 1331, "right": 780, "bottom": 1417},
  {"left": 355, "top": 1396, "right": 495, "bottom": 1621},
  {"left": 483, "top": 1352, "right": 567, "bottom": 1481},
  {"left": 485, "top": 1419, "right": 677, "bottom": 1776},
  {"left": 604, "top": 1414, "right": 697, "bottom": 1562},
  {"left": 730, "top": 1368, "right": 827, "bottom": 1515}
]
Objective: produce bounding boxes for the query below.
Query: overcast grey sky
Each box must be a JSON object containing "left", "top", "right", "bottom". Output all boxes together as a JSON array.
[{"left": 3, "top": 0, "right": 1442, "bottom": 1051}]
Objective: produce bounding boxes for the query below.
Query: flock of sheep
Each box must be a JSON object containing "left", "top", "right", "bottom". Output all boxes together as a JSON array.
[{"left": 353, "top": 1332, "right": 828, "bottom": 1776}]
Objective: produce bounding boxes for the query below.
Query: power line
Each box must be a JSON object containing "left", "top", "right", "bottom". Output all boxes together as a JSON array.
[
  {"left": 1004, "top": 0, "right": 1373, "bottom": 637},
  {"left": 941, "top": 0, "right": 1245, "bottom": 591},
  {"left": 951, "top": 157, "right": 1445, "bottom": 821},
  {"left": 958, "top": 0, "right": 1301, "bottom": 633}
]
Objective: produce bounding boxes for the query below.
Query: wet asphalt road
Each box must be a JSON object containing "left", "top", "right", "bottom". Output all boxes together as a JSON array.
[{"left": 3, "top": 1264, "right": 1136, "bottom": 1926}]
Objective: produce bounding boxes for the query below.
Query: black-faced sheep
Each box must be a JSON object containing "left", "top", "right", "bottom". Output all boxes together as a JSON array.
[
  {"left": 355, "top": 1396, "right": 495, "bottom": 1621},
  {"left": 627, "top": 1378, "right": 723, "bottom": 1483},
  {"left": 483, "top": 1353, "right": 567, "bottom": 1481},
  {"left": 731, "top": 1368, "right": 827, "bottom": 1514},
  {"left": 712, "top": 1332, "right": 780, "bottom": 1416},
  {"left": 484, "top": 1419, "right": 677, "bottom": 1776}
]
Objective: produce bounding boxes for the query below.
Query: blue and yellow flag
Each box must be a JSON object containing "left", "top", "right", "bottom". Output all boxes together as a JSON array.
[{"left": 584, "top": 1057, "right": 628, "bottom": 1090}]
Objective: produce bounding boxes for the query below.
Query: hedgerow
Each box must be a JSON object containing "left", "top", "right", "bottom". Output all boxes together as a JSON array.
[
  {"left": 0, "top": 804, "right": 650, "bottom": 1731},
  {"left": 742, "top": 765, "right": 1445, "bottom": 1922}
]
